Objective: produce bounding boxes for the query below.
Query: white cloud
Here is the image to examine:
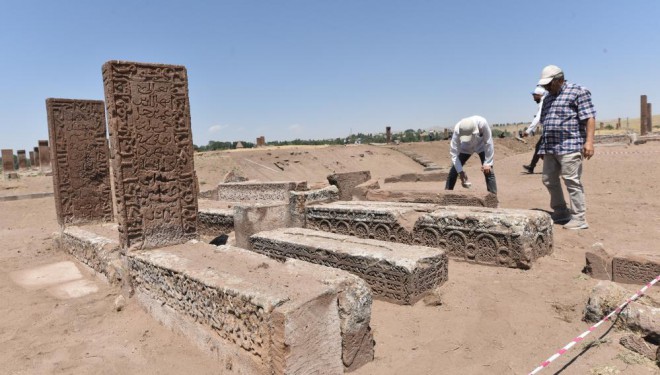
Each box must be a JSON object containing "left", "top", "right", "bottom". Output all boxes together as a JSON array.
[{"left": 208, "top": 124, "right": 228, "bottom": 134}]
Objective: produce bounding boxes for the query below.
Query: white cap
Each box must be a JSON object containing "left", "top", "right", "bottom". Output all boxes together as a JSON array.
[
  {"left": 538, "top": 65, "right": 563, "bottom": 85},
  {"left": 532, "top": 86, "right": 547, "bottom": 95},
  {"left": 458, "top": 117, "right": 478, "bottom": 142}
]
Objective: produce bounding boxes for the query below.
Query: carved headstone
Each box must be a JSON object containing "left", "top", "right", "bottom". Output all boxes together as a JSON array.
[
  {"left": 386, "top": 126, "right": 391, "bottom": 144},
  {"left": 1, "top": 149, "right": 14, "bottom": 173},
  {"left": 38, "top": 140, "right": 51, "bottom": 172},
  {"left": 46, "top": 98, "right": 114, "bottom": 226},
  {"left": 641, "top": 95, "right": 648, "bottom": 136},
  {"left": 648, "top": 102, "right": 653, "bottom": 133},
  {"left": 33, "top": 147, "right": 40, "bottom": 167},
  {"left": 17, "top": 150, "right": 27, "bottom": 170},
  {"left": 102, "top": 60, "right": 198, "bottom": 249},
  {"left": 29, "top": 151, "right": 35, "bottom": 168}
]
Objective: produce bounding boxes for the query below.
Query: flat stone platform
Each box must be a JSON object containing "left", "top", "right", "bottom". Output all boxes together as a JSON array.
[
  {"left": 305, "top": 201, "right": 552, "bottom": 269},
  {"left": 250, "top": 228, "right": 448, "bottom": 305}
]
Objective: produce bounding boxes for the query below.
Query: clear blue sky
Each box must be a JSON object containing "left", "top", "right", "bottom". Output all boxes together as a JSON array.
[{"left": 1, "top": 0, "right": 659, "bottom": 151}]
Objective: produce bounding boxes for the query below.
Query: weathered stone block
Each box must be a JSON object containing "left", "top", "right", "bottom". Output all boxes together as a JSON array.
[
  {"left": 127, "top": 242, "right": 352, "bottom": 374},
  {"left": 102, "top": 60, "right": 198, "bottom": 250},
  {"left": 612, "top": 254, "right": 660, "bottom": 285},
  {"left": 289, "top": 185, "right": 339, "bottom": 227},
  {"left": 250, "top": 228, "right": 448, "bottom": 305},
  {"left": 365, "top": 189, "right": 498, "bottom": 208},
  {"left": 16, "top": 150, "right": 27, "bottom": 170},
  {"left": 327, "top": 171, "right": 371, "bottom": 201},
  {"left": 352, "top": 179, "right": 380, "bottom": 201},
  {"left": 234, "top": 203, "right": 295, "bottom": 249},
  {"left": 216, "top": 181, "right": 307, "bottom": 203},
  {"left": 306, "top": 201, "right": 552, "bottom": 269},
  {"left": 46, "top": 98, "right": 114, "bottom": 227},
  {"left": 38, "top": 140, "right": 51, "bottom": 173},
  {"left": 54, "top": 224, "right": 122, "bottom": 284},
  {"left": 584, "top": 243, "right": 613, "bottom": 280},
  {"left": 197, "top": 203, "right": 234, "bottom": 237},
  {"left": 383, "top": 171, "right": 448, "bottom": 184}
]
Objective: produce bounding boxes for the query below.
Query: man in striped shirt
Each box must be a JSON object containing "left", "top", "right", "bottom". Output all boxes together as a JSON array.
[{"left": 537, "top": 65, "right": 596, "bottom": 230}]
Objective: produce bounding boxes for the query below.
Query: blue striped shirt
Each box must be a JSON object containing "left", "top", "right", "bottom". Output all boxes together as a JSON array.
[{"left": 539, "top": 82, "right": 596, "bottom": 155}]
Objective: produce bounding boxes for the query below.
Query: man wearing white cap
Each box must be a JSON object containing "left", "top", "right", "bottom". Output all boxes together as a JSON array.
[
  {"left": 522, "top": 86, "right": 547, "bottom": 174},
  {"left": 445, "top": 115, "right": 497, "bottom": 194},
  {"left": 536, "top": 65, "right": 596, "bottom": 230}
]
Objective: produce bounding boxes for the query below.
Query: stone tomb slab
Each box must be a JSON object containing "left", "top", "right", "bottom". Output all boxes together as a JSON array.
[
  {"left": 46, "top": 98, "right": 113, "bottom": 226},
  {"left": 16, "top": 150, "right": 27, "bottom": 170},
  {"left": 249, "top": 227, "right": 448, "bottom": 305},
  {"left": 102, "top": 61, "right": 198, "bottom": 249},
  {"left": 38, "top": 140, "right": 51, "bottom": 172},
  {"left": 215, "top": 181, "right": 307, "bottom": 203},
  {"left": 305, "top": 201, "right": 553, "bottom": 269},
  {"left": 365, "top": 188, "right": 498, "bottom": 208},
  {"left": 127, "top": 241, "right": 374, "bottom": 373}
]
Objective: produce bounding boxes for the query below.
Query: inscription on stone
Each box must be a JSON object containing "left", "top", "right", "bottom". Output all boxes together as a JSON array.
[
  {"left": 46, "top": 98, "right": 114, "bottom": 226},
  {"left": 102, "top": 60, "right": 198, "bottom": 249}
]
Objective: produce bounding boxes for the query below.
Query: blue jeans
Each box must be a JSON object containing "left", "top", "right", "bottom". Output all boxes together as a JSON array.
[{"left": 445, "top": 152, "right": 497, "bottom": 194}]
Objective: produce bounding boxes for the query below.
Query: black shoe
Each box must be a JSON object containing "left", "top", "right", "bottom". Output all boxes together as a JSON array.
[{"left": 523, "top": 164, "right": 534, "bottom": 174}]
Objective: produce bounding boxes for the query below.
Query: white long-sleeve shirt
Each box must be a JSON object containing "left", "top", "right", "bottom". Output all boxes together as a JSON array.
[
  {"left": 449, "top": 115, "right": 494, "bottom": 173},
  {"left": 525, "top": 94, "right": 546, "bottom": 135}
]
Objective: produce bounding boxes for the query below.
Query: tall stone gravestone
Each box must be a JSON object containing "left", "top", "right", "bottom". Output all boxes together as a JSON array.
[
  {"left": 38, "top": 140, "right": 51, "bottom": 172},
  {"left": 1, "top": 149, "right": 14, "bottom": 174},
  {"left": 33, "top": 147, "right": 40, "bottom": 167},
  {"left": 17, "top": 150, "right": 27, "bottom": 170},
  {"left": 102, "top": 60, "right": 198, "bottom": 249},
  {"left": 29, "top": 151, "right": 35, "bottom": 168},
  {"left": 46, "top": 98, "right": 114, "bottom": 226}
]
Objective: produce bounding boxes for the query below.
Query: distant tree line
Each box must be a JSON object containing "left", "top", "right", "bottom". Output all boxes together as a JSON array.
[{"left": 193, "top": 125, "right": 524, "bottom": 152}]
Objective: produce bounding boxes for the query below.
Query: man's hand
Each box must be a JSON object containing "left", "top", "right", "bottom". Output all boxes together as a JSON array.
[
  {"left": 583, "top": 142, "right": 594, "bottom": 159},
  {"left": 459, "top": 171, "right": 468, "bottom": 183},
  {"left": 481, "top": 165, "right": 491, "bottom": 175}
]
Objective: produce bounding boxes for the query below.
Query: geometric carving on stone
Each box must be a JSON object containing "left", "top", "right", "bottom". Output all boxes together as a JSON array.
[
  {"left": 102, "top": 60, "right": 198, "bottom": 249},
  {"left": 249, "top": 227, "right": 448, "bottom": 305},
  {"left": 46, "top": 98, "right": 114, "bottom": 226},
  {"left": 216, "top": 181, "right": 307, "bottom": 203},
  {"left": 305, "top": 201, "right": 553, "bottom": 269},
  {"left": 127, "top": 242, "right": 347, "bottom": 374}
]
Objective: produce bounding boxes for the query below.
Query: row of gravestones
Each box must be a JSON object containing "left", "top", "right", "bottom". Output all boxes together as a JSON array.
[
  {"left": 1, "top": 142, "right": 51, "bottom": 175},
  {"left": 48, "top": 60, "right": 197, "bottom": 251}
]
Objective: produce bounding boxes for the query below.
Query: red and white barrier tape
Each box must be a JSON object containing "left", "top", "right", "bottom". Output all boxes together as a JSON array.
[{"left": 528, "top": 274, "right": 660, "bottom": 375}]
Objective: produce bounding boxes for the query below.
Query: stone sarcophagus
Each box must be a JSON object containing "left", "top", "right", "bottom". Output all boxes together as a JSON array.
[
  {"left": 249, "top": 228, "right": 448, "bottom": 305},
  {"left": 305, "top": 201, "right": 553, "bottom": 269}
]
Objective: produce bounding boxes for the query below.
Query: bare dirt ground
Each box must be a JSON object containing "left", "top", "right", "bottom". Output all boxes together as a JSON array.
[{"left": 2, "top": 138, "right": 660, "bottom": 374}]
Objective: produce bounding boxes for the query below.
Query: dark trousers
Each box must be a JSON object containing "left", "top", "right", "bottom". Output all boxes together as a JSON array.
[
  {"left": 445, "top": 152, "right": 497, "bottom": 194},
  {"left": 528, "top": 137, "right": 542, "bottom": 168}
]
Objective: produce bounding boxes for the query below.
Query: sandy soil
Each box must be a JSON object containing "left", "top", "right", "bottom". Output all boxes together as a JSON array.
[{"left": 1, "top": 138, "right": 660, "bottom": 374}]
